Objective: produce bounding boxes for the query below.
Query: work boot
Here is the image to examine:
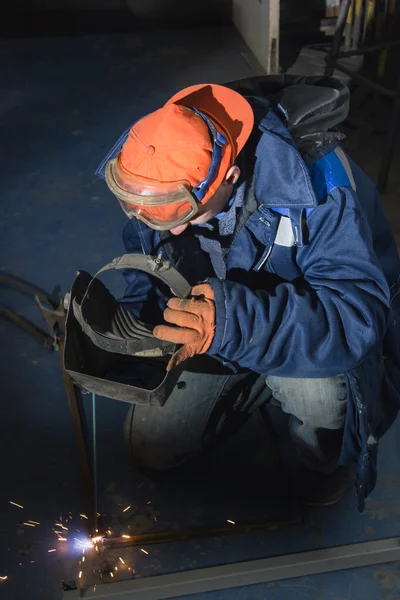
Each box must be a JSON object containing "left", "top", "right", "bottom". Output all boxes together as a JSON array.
[{"left": 294, "top": 465, "right": 355, "bottom": 507}]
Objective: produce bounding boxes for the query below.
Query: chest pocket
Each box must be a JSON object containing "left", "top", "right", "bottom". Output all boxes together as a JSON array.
[{"left": 265, "top": 213, "right": 302, "bottom": 281}]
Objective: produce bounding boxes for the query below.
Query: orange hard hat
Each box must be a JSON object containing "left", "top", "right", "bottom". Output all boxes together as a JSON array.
[{"left": 107, "top": 84, "right": 254, "bottom": 229}]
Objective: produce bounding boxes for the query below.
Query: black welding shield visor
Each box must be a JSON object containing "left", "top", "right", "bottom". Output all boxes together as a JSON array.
[{"left": 64, "top": 254, "right": 191, "bottom": 406}]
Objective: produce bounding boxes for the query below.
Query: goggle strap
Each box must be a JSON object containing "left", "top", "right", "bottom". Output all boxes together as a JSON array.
[{"left": 190, "top": 107, "right": 227, "bottom": 201}]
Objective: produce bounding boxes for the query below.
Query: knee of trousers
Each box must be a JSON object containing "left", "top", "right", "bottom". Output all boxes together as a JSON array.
[{"left": 266, "top": 374, "right": 347, "bottom": 430}]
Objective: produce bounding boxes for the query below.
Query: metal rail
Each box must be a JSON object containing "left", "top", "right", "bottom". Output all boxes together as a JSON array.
[{"left": 64, "top": 537, "right": 400, "bottom": 599}]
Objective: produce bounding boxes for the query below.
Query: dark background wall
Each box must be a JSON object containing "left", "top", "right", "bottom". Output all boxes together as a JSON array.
[{"left": 4, "top": 0, "right": 326, "bottom": 39}]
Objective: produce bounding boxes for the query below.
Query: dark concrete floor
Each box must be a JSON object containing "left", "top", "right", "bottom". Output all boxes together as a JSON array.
[{"left": 0, "top": 26, "right": 399, "bottom": 600}]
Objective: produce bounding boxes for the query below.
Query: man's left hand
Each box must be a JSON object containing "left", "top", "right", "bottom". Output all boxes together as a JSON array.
[{"left": 153, "top": 283, "right": 215, "bottom": 371}]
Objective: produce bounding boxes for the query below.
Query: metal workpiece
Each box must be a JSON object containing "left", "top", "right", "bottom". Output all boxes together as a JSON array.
[{"left": 64, "top": 537, "right": 400, "bottom": 599}]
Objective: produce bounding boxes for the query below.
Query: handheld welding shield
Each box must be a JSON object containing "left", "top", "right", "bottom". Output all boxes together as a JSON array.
[{"left": 64, "top": 254, "right": 191, "bottom": 406}]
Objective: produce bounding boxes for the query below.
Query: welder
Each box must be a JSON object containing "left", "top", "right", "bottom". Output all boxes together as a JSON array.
[{"left": 99, "top": 76, "right": 400, "bottom": 509}]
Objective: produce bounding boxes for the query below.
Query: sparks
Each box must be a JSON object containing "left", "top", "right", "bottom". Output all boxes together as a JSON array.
[
  {"left": 9, "top": 501, "right": 24, "bottom": 509},
  {"left": 122, "top": 534, "right": 131, "bottom": 539},
  {"left": 110, "top": 572, "right": 114, "bottom": 578},
  {"left": 93, "top": 586, "right": 96, "bottom": 592},
  {"left": 58, "top": 537, "right": 67, "bottom": 542},
  {"left": 55, "top": 523, "right": 68, "bottom": 531},
  {"left": 114, "top": 566, "right": 118, "bottom": 571},
  {"left": 122, "top": 505, "right": 131, "bottom": 512},
  {"left": 92, "top": 536, "right": 103, "bottom": 543},
  {"left": 28, "top": 520, "right": 40, "bottom": 525},
  {"left": 0, "top": 576, "right": 8, "bottom": 582},
  {"left": 153, "top": 517, "right": 158, "bottom": 522},
  {"left": 22, "top": 522, "right": 35, "bottom": 527},
  {"left": 227, "top": 519, "right": 236, "bottom": 525},
  {"left": 48, "top": 549, "right": 56, "bottom": 553},
  {"left": 147, "top": 501, "right": 151, "bottom": 505},
  {"left": 140, "top": 549, "right": 149, "bottom": 555},
  {"left": 78, "top": 571, "right": 82, "bottom": 579},
  {"left": 79, "top": 513, "right": 88, "bottom": 520},
  {"left": 119, "top": 557, "right": 125, "bottom": 564},
  {"left": 82, "top": 556, "right": 85, "bottom": 563},
  {"left": 97, "top": 512, "right": 101, "bottom": 517}
]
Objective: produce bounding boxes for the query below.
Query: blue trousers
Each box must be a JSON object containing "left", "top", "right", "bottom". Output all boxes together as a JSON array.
[{"left": 124, "top": 368, "right": 347, "bottom": 472}]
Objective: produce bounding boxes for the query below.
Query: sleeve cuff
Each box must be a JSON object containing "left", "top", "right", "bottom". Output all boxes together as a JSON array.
[{"left": 207, "top": 277, "right": 227, "bottom": 355}]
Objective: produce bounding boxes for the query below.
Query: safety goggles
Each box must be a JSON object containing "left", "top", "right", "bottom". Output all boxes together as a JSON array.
[
  {"left": 105, "top": 159, "right": 200, "bottom": 230},
  {"left": 102, "top": 109, "right": 227, "bottom": 230}
]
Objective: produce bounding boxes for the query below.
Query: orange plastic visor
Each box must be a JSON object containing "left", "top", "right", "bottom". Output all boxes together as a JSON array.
[{"left": 105, "top": 159, "right": 199, "bottom": 230}]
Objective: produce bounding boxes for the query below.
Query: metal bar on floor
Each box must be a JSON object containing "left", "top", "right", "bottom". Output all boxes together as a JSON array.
[
  {"left": 59, "top": 341, "right": 96, "bottom": 533},
  {"left": 64, "top": 537, "right": 400, "bottom": 599},
  {"left": 101, "top": 515, "right": 303, "bottom": 549}
]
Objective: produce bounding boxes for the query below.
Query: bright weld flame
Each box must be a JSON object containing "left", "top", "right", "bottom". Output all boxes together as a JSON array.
[
  {"left": 92, "top": 536, "right": 103, "bottom": 544},
  {"left": 48, "top": 549, "right": 56, "bottom": 553},
  {"left": 74, "top": 538, "right": 94, "bottom": 551},
  {"left": 119, "top": 557, "right": 125, "bottom": 564},
  {"left": 9, "top": 501, "right": 24, "bottom": 509},
  {"left": 79, "top": 513, "right": 88, "bottom": 520},
  {"left": 227, "top": 519, "right": 236, "bottom": 525},
  {"left": 140, "top": 549, "right": 149, "bottom": 555},
  {"left": 122, "top": 506, "right": 131, "bottom": 513}
]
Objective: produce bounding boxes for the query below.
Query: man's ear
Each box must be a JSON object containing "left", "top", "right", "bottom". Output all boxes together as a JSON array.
[{"left": 224, "top": 165, "right": 240, "bottom": 186}]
